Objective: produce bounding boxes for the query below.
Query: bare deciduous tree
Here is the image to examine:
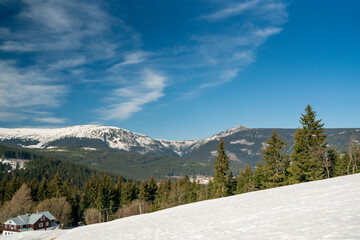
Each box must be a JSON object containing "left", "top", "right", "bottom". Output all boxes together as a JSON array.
[
  {"left": 115, "top": 200, "right": 152, "bottom": 219},
  {"left": 84, "top": 208, "right": 102, "bottom": 225},
  {"left": 35, "top": 197, "right": 72, "bottom": 227},
  {"left": 348, "top": 139, "right": 360, "bottom": 174}
]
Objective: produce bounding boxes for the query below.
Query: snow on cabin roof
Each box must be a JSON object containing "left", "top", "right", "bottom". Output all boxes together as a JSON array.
[{"left": 3, "top": 211, "right": 56, "bottom": 225}]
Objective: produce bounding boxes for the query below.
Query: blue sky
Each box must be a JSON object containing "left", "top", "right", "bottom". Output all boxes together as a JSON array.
[{"left": 0, "top": 0, "right": 359, "bottom": 140}]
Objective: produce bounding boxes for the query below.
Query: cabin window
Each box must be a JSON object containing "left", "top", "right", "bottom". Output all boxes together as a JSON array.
[
  {"left": 41, "top": 216, "right": 45, "bottom": 221},
  {"left": 11, "top": 225, "right": 14, "bottom": 230},
  {"left": 39, "top": 223, "right": 43, "bottom": 227},
  {"left": 46, "top": 222, "right": 49, "bottom": 226}
]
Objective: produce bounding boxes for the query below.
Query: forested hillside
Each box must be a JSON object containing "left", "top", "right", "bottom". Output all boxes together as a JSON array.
[
  {"left": 35, "top": 147, "right": 220, "bottom": 180},
  {"left": 0, "top": 145, "right": 120, "bottom": 188}
]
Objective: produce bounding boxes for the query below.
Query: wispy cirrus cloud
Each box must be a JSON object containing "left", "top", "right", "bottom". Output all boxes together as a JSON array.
[
  {"left": 0, "top": 0, "right": 142, "bottom": 123},
  {"left": 201, "top": 0, "right": 287, "bottom": 23},
  {"left": 34, "top": 117, "right": 67, "bottom": 124},
  {"left": 101, "top": 70, "right": 166, "bottom": 121},
  {"left": 0, "top": 61, "right": 68, "bottom": 123},
  {"left": 48, "top": 56, "right": 87, "bottom": 71},
  {"left": 109, "top": 51, "right": 151, "bottom": 71},
  {"left": 201, "top": 0, "right": 261, "bottom": 21},
  {"left": 179, "top": 0, "right": 288, "bottom": 98}
]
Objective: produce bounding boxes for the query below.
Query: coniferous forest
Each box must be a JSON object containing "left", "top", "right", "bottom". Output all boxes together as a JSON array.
[{"left": 0, "top": 105, "right": 359, "bottom": 232}]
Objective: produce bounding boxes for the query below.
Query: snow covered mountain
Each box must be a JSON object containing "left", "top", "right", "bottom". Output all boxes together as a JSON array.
[
  {"left": 0, "top": 125, "right": 249, "bottom": 157},
  {"left": 0, "top": 125, "right": 358, "bottom": 166},
  {"left": 0, "top": 125, "right": 175, "bottom": 155},
  {"left": 4, "top": 173, "right": 360, "bottom": 240}
]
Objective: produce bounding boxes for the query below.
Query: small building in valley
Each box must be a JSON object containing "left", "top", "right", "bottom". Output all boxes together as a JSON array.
[{"left": 2, "top": 211, "right": 58, "bottom": 236}]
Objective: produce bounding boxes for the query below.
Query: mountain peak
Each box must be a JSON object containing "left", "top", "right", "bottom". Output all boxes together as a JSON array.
[{"left": 210, "top": 125, "right": 251, "bottom": 140}]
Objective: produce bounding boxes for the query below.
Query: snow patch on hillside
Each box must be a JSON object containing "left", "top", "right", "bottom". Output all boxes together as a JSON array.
[
  {"left": 240, "top": 148, "right": 252, "bottom": 155},
  {"left": 4, "top": 174, "right": 360, "bottom": 240},
  {"left": 230, "top": 139, "right": 254, "bottom": 145}
]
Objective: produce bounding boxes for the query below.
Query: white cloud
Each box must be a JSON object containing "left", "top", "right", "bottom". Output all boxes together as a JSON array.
[
  {"left": 110, "top": 51, "right": 150, "bottom": 71},
  {"left": 101, "top": 70, "right": 166, "bottom": 120},
  {"left": 255, "top": 27, "right": 283, "bottom": 37},
  {"left": 34, "top": 117, "right": 67, "bottom": 124},
  {"left": 0, "top": 41, "right": 35, "bottom": 52},
  {"left": 0, "top": 111, "right": 28, "bottom": 122},
  {"left": 201, "top": 0, "right": 260, "bottom": 21},
  {"left": 48, "top": 56, "right": 86, "bottom": 70},
  {"left": 0, "top": 61, "right": 67, "bottom": 121},
  {"left": 0, "top": 0, "right": 136, "bottom": 59},
  {"left": 202, "top": 0, "right": 287, "bottom": 24}
]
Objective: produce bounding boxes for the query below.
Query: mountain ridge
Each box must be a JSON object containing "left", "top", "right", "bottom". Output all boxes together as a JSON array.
[
  {"left": 0, "top": 125, "right": 359, "bottom": 168},
  {"left": 0, "top": 125, "right": 251, "bottom": 157}
]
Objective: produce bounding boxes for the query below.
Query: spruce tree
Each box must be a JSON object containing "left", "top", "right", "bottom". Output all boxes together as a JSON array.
[
  {"left": 236, "top": 166, "right": 254, "bottom": 194},
  {"left": 81, "top": 175, "right": 98, "bottom": 210},
  {"left": 226, "top": 172, "right": 237, "bottom": 196},
  {"left": 147, "top": 176, "right": 158, "bottom": 203},
  {"left": 253, "top": 163, "right": 266, "bottom": 190},
  {"left": 96, "top": 174, "right": 114, "bottom": 221},
  {"left": 324, "top": 148, "right": 337, "bottom": 178},
  {"left": 138, "top": 180, "right": 148, "bottom": 202},
  {"left": 261, "top": 129, "right": 290, "bottom": 188},
  {"left": 288, "top": 105, "right": 327, "bottom": 183},
  {"left": 114, "top": 177, "right": 123, "bottom": 208},
  {"left": 96, "top": 174, "right": 114, "bottom": 216},
  {"left": 213, "top": 139, "right": 230, "bottom": 197},
  {"left": 29, "top": 178, "right": 39, "bottom": 201},
  {"left": 334, "top": 150, "right": 349, "bottom": 176},
  {"left": 48, "top": 173, "right": 64, "bottom": 198},
  {"left": 37, "top": 178, "right": 49, "bottom": 201}
]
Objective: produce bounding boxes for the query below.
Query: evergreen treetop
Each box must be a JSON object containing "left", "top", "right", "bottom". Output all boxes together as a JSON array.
[
  {"left": 261, "top": 129, "right": 290, "bottom": 188},
  {"left": 289, "top": 105, "right": 327, "bottom": 183}
]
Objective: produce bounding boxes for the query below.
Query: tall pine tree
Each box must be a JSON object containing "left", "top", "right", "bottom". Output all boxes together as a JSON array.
[
  {"left": 213, "top": 139, "right": 230, "bottom": 197},
  {"left": 261, "top": 129, "right": 290, "bottom": 188},
  {"left": 288, "top": 105, "right": 327, "bottom": 183}
]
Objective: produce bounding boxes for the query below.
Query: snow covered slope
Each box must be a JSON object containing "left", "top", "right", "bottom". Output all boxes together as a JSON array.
[{"left": 4, "top": 174, "right": 360, "bottom": 240}]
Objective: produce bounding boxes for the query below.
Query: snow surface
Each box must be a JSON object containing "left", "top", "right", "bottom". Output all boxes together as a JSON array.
[{"left": 3, "top": 174, "right": 360, "bottom": 240}]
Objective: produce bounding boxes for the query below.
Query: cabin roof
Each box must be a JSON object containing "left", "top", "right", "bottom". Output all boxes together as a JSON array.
[{"left": 3, "top": 211, "right": 56, "bottom": 225}]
